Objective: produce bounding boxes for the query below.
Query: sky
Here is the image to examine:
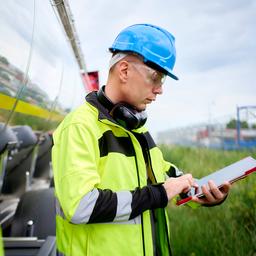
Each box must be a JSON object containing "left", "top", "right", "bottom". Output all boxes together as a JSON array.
[
  {"left": 0, "top": 1, "right": 85, "bottom": 110},
  {"left": 0, "top": 0, "right": 255, "bottom": 137},
  {"left": 69, "top": 0, "right": 256, "bottom": 136}
]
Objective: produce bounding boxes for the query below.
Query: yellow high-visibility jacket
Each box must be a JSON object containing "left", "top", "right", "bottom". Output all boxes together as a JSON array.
[
  {"left": 52, "top": 92, "right": 180, "bottom": 256},
  {"left": 0, "top": 228, "right": 4, "bottom": 256}
]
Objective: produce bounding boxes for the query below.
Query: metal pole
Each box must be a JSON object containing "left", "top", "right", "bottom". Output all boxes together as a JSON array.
[{"left": 236, "top": 106, "right": 241, "bottom": 147}]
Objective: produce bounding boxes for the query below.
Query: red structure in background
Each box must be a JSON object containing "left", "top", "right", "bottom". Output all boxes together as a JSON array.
[
  {"left": 88, "top": 71, "right": 99, "bottom": 91},
  {"left": 81, "top": 71, "right": 99, "bottom": 92}
]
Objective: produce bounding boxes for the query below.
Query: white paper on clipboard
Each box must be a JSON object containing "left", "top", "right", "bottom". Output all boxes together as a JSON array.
[{"left": 176, "top": 156, "right": 256, "bottom": 206}]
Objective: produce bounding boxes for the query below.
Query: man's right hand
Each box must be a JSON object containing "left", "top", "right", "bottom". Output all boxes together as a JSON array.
[{"left": 163, "top": 174, "right": 198, "bottom": 200}]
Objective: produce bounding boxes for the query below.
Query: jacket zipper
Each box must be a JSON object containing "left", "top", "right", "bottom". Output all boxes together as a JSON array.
[
  {"left": 145, "top": 139, "right": 172, "bottom": 256},
  {"left": 127, "top": 133, "right": 146, "bottom": 256}
]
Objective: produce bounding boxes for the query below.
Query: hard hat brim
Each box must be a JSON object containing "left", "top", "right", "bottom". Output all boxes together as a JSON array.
[{"left": 167, "top": 71, "right": 179, "bottom": 81}]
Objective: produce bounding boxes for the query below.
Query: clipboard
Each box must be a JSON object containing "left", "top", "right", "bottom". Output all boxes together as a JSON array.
[{"left": 176, "top": 156, "right": 256, "bottom": 206}]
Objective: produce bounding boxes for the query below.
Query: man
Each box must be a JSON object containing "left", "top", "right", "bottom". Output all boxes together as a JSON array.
[{"left": 52, "top": 24, "right": 231, "bottom": 256}]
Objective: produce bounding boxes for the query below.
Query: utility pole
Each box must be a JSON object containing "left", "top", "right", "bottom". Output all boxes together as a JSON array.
[
  {"left": 51, "top": 0, "right": 92, "bottom": 92},
  {"left": 236, "top": 105, "right": 256, "bottom": 147}
]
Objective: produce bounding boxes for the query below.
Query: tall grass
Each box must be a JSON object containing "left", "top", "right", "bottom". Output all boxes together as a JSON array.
[{"left": 160, "top": 145, "right": 256, "bottom": 256}]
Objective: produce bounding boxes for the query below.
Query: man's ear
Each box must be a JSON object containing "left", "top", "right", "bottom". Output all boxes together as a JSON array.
[{"left": 118, "top": 60, "right": 129, "bottom": 83}]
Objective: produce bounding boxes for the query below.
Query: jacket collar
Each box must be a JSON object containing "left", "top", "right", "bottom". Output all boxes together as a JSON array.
[
  {"left": 85, "top": 91, "right": 119, "bottom": 125},
  {"left": 85, "top": 90, "right": 148, "bottom": 135}
]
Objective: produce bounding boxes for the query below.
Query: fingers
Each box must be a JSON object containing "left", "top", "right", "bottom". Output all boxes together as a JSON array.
[
  {"left": 194, "top": 180, "right": 231, "bottom": 205},
  {"left": 208, "top": 180, "right": 223, "bottom": 200},
  {"left": 182, "top": 174, "right": 198, "bottom": 189},
  {"left": 201, "top": 184, "right": 216, "bottom": 202},
  {"left": 180, "top": 175, "right": 195, "bottom": 194},
  {"left": 220, "top": 181, "right": 231, "bottom": 194},
  {"left": 191, "top": 195, "right": 208, "bottom": 204},
  {"left": 163, "top": 173, "right": 198, "bottom": 200}
]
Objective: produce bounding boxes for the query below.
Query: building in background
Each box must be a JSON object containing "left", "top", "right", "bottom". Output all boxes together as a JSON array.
[{"left": 158, "top": 112, "right": 256, "bottom": 150}]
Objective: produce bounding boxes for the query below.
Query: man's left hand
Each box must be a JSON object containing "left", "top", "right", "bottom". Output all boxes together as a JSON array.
[{"left": 191, "top": 180, "right": 231, "bottom": 206}]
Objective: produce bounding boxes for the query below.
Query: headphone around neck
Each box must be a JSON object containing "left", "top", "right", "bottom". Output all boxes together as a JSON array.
[{"left": 97, "top": 86, "right": 147, "bottom": 130}]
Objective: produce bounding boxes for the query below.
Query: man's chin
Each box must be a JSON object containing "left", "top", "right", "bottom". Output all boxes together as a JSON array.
[{"left": 136, "top": 105, "right": 146, "bottom": 112}]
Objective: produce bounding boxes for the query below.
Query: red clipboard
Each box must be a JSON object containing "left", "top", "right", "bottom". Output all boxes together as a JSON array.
[{"left": 176, "top": 156, "right": 256, "bottom": 206}]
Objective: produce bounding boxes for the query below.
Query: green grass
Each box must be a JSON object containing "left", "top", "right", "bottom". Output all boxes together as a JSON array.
[{"left": 159, "top": 145, "right": 256, "bottom": 256}]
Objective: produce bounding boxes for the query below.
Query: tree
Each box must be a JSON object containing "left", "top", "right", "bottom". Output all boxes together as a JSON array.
[
  {"left": 0, "top": 72, "right": 11, "bottom": 82},
  {"left": 226, "top": 119, "right": 249, "bottom": 129},
  {"left": 0, "top": 56, "right": 9, "bottom": 65},
  {"left": 226, "top": 119, "right": 236, "bottom": 129}
]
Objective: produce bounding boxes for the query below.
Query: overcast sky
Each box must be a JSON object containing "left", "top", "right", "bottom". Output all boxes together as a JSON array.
[
  {"left": 68, "top": 0, "right": 256, "bottom": 136},
  {"left": 0, "top": 0, "right": 255, "bottom": 137},
  {"left": 0, "top": 1, "right": 85, "bottom": 110}
]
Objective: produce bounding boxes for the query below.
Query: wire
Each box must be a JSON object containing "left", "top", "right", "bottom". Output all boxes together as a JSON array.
[
  {"left": 248, "top": 110, "right": 256, "bottom": 119},
  {"left": 5, "top": 0, "right": 37, "bottom": 128}
]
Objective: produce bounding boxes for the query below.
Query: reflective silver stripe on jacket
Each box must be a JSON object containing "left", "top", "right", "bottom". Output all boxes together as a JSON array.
[
  {"left": 57, "top": 189, "right": 140, "bottom": 225},
  {"left": 114, "top": 191, "right": 132, "bottom": 222},
  {"left": 71, "top": 188, "right": 99, "bottom": 224}
]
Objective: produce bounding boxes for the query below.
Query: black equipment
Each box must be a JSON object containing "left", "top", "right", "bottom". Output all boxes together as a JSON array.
[{"left": 97, "top": 86, "right": 147, "bottom": 130}]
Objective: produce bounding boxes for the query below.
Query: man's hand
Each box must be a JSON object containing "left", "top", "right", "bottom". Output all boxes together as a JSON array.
[
  {"left": 163, "top": 174, "right": 198, "bottom": 200},
  {"left": 191, "top": 180, "right": 231, "bottom": 205}
]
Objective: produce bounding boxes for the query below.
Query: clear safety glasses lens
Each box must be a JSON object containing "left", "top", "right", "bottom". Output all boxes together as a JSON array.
[
  {"left": 130, "top": 62, "right": 166, "bottom": 86},
  {"left": 151, "top": 71, "right": 166, "bottom": 85}
]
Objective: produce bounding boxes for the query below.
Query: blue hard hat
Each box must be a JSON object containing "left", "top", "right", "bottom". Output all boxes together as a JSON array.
[{"left": 109, "top": 24, "right": 178, "bottom": 80}]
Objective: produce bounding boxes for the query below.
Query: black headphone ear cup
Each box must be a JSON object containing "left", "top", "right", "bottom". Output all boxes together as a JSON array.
[
  {"left": 96, "top": 86, "right": 147, "bottom": 130},
  {"left": 112, "top": 103, "right": 147, "bottom": 130},
  {"left": 111, "top": 104, "right": 139, "bottom": 130}
]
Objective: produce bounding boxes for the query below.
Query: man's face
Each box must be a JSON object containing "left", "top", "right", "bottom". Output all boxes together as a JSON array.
[{"left": 121, "top": 59, "right": 166, "bottom": 111}]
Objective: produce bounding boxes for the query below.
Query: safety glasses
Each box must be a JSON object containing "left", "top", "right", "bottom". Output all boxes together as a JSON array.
[{"left": 128, "top": 62, "right": 166, "bottom": 86}]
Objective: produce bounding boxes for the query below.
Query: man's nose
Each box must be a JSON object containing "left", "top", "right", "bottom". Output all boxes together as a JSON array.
[{"left": 153, "top": 84, "right": 163, "bottom": 95}]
